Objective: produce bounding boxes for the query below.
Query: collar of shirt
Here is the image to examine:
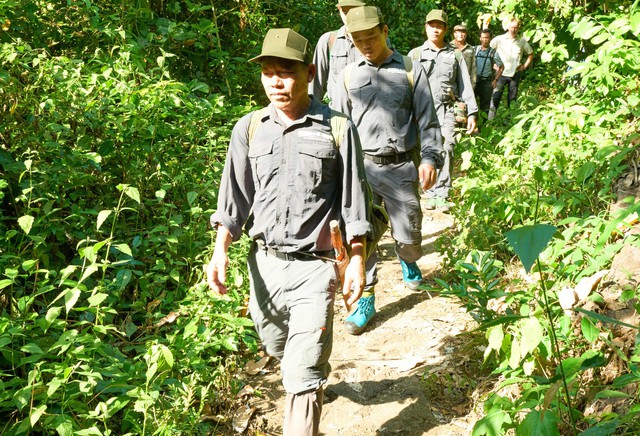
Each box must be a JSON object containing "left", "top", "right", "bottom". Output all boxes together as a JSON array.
[
  {"left": 424, "top": 40, "right": 453, "bottom": 54},
  {"left": 265, "top": 96, "right": 325, "bottom": 128}
]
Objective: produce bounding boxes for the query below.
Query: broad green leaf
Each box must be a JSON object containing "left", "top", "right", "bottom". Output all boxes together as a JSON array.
[
  {"left": 124, "top": 186, "right": 141, "bottom": 204},
  {"left": 88, "top": 293, "right": 108, "bottom": 307},
  {"left": 160, "top": 345, "right": 174, "bottom": 368},
  {"left": 30, "top": 404, "right": 47, "bottom": 427},
  {"left": 79, "top": 264, "right": 99, "bottom": 284},
  {"left": 520, "top": 317, "right": 543, "bottom": 356},
  {"left": 595, "top": 389, "right": 631, "bottom": 399},
  {"left": 113, "top": 243, "right": 133, "bottom": 257},
  {"left": 516, "top": 409, "right": 560, "bottom": 436},
  {"left": 472, "top": 404, "right": 511, "bottom": 436},
  {"left": 487, "top": 325, "right": 504, "bottom": 351},
  {"left": 187, "top": 191, "right": 198, "bottom": 206},
  {"left": 18, "top": 215, "right": 34, "bottom": 234},
  {"left": 505, "top": 224, "right": 557, "bottom": 273},
  {"left": 509, "top": 337, "right": 521, "bottom": 369},
  {"left": 96, "top": 210, "right": 112, "bottom": 230},
  {"left": 460, "top": 150, "right": 473, "bottom": 171},
  {"left": 574, "top": 307, "right": 639, "bottom": 330},
  {"left": 0, "top": 279, "right": 13, "bottom": 290},
  {"left": 576, "top": 419, "right": 618, "bottom": 435},
  {"left": 581, "top": 316, "right": 600, "bottom": 343},
  {"left": 65, "top": 287, "right": 82, "bottom": 313},
  {"left": 146, "top": 362, "right": 158, "bottom": 383},
  {"left": 21, "top": 343, "right": 43, "bottom": 354}
]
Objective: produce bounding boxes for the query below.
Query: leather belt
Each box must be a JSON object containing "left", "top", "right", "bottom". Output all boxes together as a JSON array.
[
  {"left": 256, "top": 241, "right": 334, "bottom": 262},
  {"left": 364, "top": 150, "right": 412, "bottom": 165},
  {"left": 478, "top": 76, "right": 492, "bottom": 81}
]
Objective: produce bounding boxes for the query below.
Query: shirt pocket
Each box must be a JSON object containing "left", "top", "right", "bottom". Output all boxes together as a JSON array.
[
  {"left": 330, "top": 46, "right": 349, "bottom": 77},
  {"left": 347, "top": 75, "right": 373, "bottom": 110},
  {"left": 248, "top": 139, "right": 276, "bottom": 190},
  {"left": 296, "top": 139, "right": 337, "bottom": 194}
]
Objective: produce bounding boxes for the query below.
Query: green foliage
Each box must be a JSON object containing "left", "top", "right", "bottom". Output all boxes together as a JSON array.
[{"left": 432, "top": 1, "right": 640, "bottom": 434}]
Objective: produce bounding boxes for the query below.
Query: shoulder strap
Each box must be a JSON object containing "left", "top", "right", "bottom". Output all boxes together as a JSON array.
[
  {"left": 248, "top": 108, "right": 268, "bottom": 143},
  {"left": 402, "top": 55, "right": 414, "bottom": 90},
  {"left": 328, "top": 32, "right": 337, "bottom": 53},
  {"left": 343, "top": 61, "right": 356, "bottom": 90},
  {"left": 328, "top": 109, "right": 348, "bottom": 148}
]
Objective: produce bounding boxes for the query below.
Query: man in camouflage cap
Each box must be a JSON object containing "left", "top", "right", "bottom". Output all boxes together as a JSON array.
[
  {"left": 207, "top": 28, "right": 369, "bottom": 435},
  {"left": 332, "top": 6, "right": 443, "bottom": 334}
]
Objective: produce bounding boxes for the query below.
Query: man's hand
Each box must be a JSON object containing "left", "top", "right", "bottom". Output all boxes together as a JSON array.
[
  {"left": 466, "top": 116, "right": 477, "bottom": 135},
  {"left": 206, "top": 225, "right": 233, "bottom": 295},
  {"left": 419, "top": 163, "right": 438, "bottom": 191},
  {"left": 206, "top": 251, "right": 229, "bottom": 295},
  {"left": 342, "top": 254, "right": 365, "bottom": 307}
]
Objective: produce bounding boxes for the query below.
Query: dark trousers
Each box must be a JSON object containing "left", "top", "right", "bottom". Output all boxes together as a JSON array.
[
  {"left": 491, "top": 72, "right": 522, "bottom": 109},
  {"left": 475, "top": 78, "right": 494, "bottom": 113}
]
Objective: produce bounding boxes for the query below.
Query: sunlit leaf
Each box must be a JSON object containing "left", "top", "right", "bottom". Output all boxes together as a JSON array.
[
  {"left": 516, "top": 409, "right": 560, "bottom": 436},
  {"left": 505, "top": 224, "right": 557, "bottom": 273},
  {"left": 97, "top": 210, "right": 112, "bottom": 230},
  {"left": 18, "top": 215, "right": 34, "bottom": 234}
]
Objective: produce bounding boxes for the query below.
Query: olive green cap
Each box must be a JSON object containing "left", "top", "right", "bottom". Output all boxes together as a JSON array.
[
  {"left": 425, "top": 9, "right": 447, "bottom": 25},
  {"left": 453, "top": 24, "right": 467, "bottom": 32},
  {"left": 337, "top": 0, "right": 365, "bottom": 7},
  {"left": 249, "top": 28, "right": 312, "bottom": 64},
  {"left": 346, "top": 6, "right": 382, "bottom": 33}
]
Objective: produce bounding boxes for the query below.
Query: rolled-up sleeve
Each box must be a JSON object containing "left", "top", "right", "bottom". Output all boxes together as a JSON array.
[
  {"left": 411, "top": 62, "right": 444, "bottom": 169},
  {"left": 337, "top": 117, "right": 370, "bottom": 242},
  {"left": 209, "top": 114, "right": 255, "bottom": 241}
]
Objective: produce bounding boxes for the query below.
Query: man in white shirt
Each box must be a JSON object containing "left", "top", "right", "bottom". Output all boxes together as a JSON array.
[{"left": 488, "top": 17, "right": 533, "bottom": 119}]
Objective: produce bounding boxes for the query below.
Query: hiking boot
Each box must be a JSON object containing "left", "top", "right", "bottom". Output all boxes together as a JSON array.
[
  {"left": 345, "top": 295, "right": 376, "bottom": 335},
  {"left": 424, "top": 198, "right": 437, "bottom": 210},
  {"left": 439, "top": 201, "right": 454, "bottom": 213},
  {"left": 400, "top": 259, "right": 422, "bottom": 290}
]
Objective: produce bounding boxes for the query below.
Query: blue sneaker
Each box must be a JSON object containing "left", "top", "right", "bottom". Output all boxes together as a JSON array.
[
  {"left": 345, "top": 295, "right": 376, "bottom": 335},
  {"left": 400, "top": 259, "right": 422, "bottom": 290}
]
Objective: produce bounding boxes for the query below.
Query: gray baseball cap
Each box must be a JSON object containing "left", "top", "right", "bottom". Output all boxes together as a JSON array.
[
  {"left": 346, "top": 6, "right": 382, "bottom": 33},
  {"left": 249, "top": 28, "right": 311, "bottom": 64},
  {"left": 425, "top": 9, "right": 447, "bottom": 25}
]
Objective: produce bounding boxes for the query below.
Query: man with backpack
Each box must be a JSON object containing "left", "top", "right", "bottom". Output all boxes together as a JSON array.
[
  {"left": 409, "top": 9, "right": 477, "bottom": 212},
  {"left": 332, "top": 6, "right": 443, "bottom": 334},
  {"left": 206, "top": 28, "right": 370, "bottom": 435},
  {"left": 310, "top": 0, "right": 366, "bottom": 103},
  {"left": 475, "top": 28, "right": 503, "bottom": 115}
]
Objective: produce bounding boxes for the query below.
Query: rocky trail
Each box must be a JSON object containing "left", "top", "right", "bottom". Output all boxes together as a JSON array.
[{"left": 241, "top": 209, "right": 493, "bottom": 435}]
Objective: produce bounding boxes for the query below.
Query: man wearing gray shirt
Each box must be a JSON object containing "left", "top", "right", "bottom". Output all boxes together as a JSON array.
[
  {"left": 206, "top": 28, "right": 369, "bottom": 435},
  {"left": 332, "top": 6, "right": 443, "bottom": 334},
  {"left": 409, "top": 9, "right": 478, "bottom": 212},
  {"left": 310, "top": 0, "right": 366, "bottom": 103}
]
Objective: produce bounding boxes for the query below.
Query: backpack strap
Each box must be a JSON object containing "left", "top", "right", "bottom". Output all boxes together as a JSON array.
[
  {"left": 328, "top": 31, "right": 337, "bottom": 53},
  {"left": 248, "top": 107, "right": 268, "bottom": 143},
  {"left": 403, "top": 55, "right": 414, "bottom": 90}
]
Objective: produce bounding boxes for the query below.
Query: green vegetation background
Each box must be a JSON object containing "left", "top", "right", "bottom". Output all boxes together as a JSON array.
[{"left": 1, "top": 0, "right": 639, "bottom": 434}]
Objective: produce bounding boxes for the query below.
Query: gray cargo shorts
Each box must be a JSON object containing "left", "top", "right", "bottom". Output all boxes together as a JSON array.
[{"left": 247, "top": 244, "right": 338, "bottom": 394}]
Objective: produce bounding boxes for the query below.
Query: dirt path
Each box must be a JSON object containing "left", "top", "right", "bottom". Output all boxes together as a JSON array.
[{"left": 248, "top": 210, "right": 487, "bottom": 435}]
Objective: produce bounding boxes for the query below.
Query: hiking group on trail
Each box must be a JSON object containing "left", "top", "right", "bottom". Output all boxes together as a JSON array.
[{"left": 206, "top": 1, "right": 534, "bottom": 434}]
